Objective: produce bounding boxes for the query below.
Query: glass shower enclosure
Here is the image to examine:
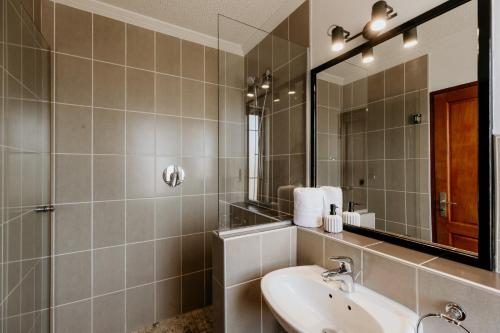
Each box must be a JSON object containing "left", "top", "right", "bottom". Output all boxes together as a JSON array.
[
  {"left": 217, "top": 15, "right": 308, "bottom": 231},
  {"left": 1, "top": 0, "right": 52, "bottom": 331}
]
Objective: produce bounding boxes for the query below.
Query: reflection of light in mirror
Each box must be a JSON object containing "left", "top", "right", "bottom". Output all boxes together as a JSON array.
[
  {"left": 403, "top": 27, "right": 418, "bottom": 48},
  {"left": 331, "top": 41, "right": 344, "bottom": 52},
  {"left": 273, "top": 98, "right": 280, "bottom": 102},
  {"left": 288, "top": 91, "right": 296, "bottom": 95}
]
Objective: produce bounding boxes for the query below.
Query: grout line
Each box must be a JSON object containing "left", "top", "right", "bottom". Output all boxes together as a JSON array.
[
  {"left": 123, "top": 20, "right": 128, "bottom": 333},
  {"left": 153, "top": 29, "right": 158, "bottom": 323},
  {"left": 90, "top": 12, "right": 95, "bottom": 333}
]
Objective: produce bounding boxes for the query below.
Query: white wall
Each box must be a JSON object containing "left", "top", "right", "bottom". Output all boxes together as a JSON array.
[{"left": 493, "top": 0, "right": 499, "bottom": 135}]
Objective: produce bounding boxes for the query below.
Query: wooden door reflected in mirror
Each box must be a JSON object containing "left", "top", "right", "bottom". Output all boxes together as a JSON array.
[{"left": 431, "top": 83, "right": 478, "bottom": 253}]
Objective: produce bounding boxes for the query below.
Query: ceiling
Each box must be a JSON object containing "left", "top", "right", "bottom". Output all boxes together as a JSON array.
[{"left": 57, "top": 0, "right": 305, "bottom": 54}]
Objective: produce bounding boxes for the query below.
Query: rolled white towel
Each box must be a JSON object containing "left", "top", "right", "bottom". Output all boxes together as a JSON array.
[
  {"left": 321, "top": 186, "right": 342, "bottom": 216},
  {"left": 293, "top": 187, "right": 324, "bottom": 228}
]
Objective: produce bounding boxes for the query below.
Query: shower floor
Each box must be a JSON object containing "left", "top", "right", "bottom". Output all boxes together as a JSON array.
[{"left": 136, "top": 306, "right": 213, "bottom": 333}]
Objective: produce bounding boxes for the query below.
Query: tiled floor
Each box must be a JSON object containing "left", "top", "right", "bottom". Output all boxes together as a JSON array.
[{"left": 136, "top": 307, "right": 213, "bottom": 333}]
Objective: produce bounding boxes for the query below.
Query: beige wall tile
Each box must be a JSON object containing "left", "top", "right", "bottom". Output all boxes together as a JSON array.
[
  {"left": 182, "top": 40, "right": 204, "bottom": 81},
  {"left": 126, "top": 68, "right": 154, "bottom": 113},
  {"left": 93, "top": 108, "right": 125, "bottom": 154},
  {"left": 126, "top": 241, "right": 154, "bottom": 287},
  {"left": 126, "top": 24, "right": 154, "bottom": 70},
  {"left": 55, "top": 154, "right": 91, "bottom": 204},
  {"left": 93, "top": 246, "right": 125, "bottom": 295},
  {"left": 182, "top": 195, "right": 204, "bottom": 234},
  {"left": 226, "top": 280, "right": 261, "bottom": 332},
  {"left": 405, "top": 55, "right": 428, "bottom": 92},
  {"left": 262, "top": 229, "right": 291, "bottom": 275},
  {"left": 385, "top": 64, "right": 404, "bottom": 98},
  {"left": 225, "top": 53, "right": 244, "bottom": 89},
  {"left": 212, "top": 233, "right": 224, "bottom": 285},
  {"left": 363, "top": 252, "right": 417, "bottom": 311},
  {"left": 182, "top": 271, "right": 205, "bottom": 312},
  {"left": 156, "top": 74, "right": 181, "bottom": 115},
  {"left": 126, "top": 199, "right": 154, "bottom": 242},
  {"left": 126, "top": 111, "right": 155, "bottom": 155},
  {"left": 156, "top": 237, "right": 181, "bottom": 280},
  {"left": 54, "top": 104, "right": 91, "bottom": 154},
  {"left": 213, "top": 278, "right": 225, "bottom": 333},
  {"left": 182, "top": 78, "right": 204, "bottom": 118},
  {"left": 55, "top": 4, "right": 91, "bottom": 57},
  {"left": 54, "top": 203, "right": 91, "bottom": 254},
  {"left": 182, "top": 118, "right": 204, "bottom": 156},
  {"left": 204, "top": 83, "right": 218, "bottom": 120},
  {"left": 226, "top": 234, "right": 261, "bottom": 286},
  {"left": 156, "top": 197, "right": 181, "bottom": 238},
  {"left": 93, "top": 292, "right": 125, "bottom": 333},
  {"left": 93, "top": 14, "right": 125, "bottom": 65},
  {"left": 156, "top": 114, "right": 180, "bottom": 156},
  {"left": 93, "top": 61, "right": 125, "bottom": 109},
  {"left": 297, "top": 229, "right": 324, "bottom": 266},
  {"left": 182, "top": 233, "right": 205, "bottom": 274},
  {"left": 156, "top": 33, "right": 180, "bottom": 75},
  {"left": 54, "top": 251, "right": 91, "bottom": 305},
  {"left": 289, "top": 1, "right": 309, "bottom": 48},
  {"left": 126, "top": 284, "right": 154, "bottom": 332},
  {"left": 418, "top": 269, "right": 500, "bottom": 333},
  {"left": 182, "top": 157, "right": 205, "bottom": 195},
  {"left": 55, "top": 53, "right": 92, "bottom": 105},
  {"left": 205, "top": 47, "right": 218, "bottom": 84},
  {"left": 54, "top": 300, "right": 91, "bottom": 333},
  {"left": 156, "top": 278, "right": 181, "bottom": 320},
  {"left": 93, "top": 200, "right": 125, "bottom": 248},
  {"left": 93, "top": 155, "right": 125, "bottom": 201}
]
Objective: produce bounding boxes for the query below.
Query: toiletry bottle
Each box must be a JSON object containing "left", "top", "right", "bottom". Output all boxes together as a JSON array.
[{"left": 324, "top": 204, "right": 342, "bottom": 233}]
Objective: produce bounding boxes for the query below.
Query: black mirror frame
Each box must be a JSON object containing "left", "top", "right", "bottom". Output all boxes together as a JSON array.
[{"left": 310, "top": 0, "right": 494, "bottom": 270}]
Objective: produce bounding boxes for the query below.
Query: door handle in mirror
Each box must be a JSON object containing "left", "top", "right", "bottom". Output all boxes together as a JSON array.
[{"left": 439, "top": 192, "right": 457, "bottom": 217}]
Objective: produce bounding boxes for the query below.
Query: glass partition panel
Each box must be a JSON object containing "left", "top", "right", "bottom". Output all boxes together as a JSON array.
[
  {"left": 2, "top": 1, "right": 52, "bottom": 331},
  {"left": 218, "top": 15, "right": 308, "bottom": 231}
]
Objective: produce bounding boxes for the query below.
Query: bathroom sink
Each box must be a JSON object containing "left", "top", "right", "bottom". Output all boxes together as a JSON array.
[{"left": 261, "top": 266, "right": 417, "bottom": 333}]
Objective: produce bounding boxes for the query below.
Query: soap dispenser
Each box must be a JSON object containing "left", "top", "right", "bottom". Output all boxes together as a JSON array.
[{"left": 324, "top": 204, "right": 343, "bottom": 233}]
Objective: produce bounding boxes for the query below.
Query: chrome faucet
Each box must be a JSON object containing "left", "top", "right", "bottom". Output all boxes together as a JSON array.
[{"left": 321, "top": 256, "right": 355, "bottom": 293}]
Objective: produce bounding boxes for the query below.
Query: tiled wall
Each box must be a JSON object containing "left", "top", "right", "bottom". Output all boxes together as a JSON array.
[
  {"left": 35, "top": 0, "right": 239, "bottom": 331},
  {"left": 1, "top": 0, "right": 52, "bottom": 331},
  {"left": 220, "top": 2, "right": 309, "bottom": 228},
  {"left": 317, "top": 55, "right": 431, "bottom": 240},
  {"left": 297, "top": 227, "right": 500, "bottom": 332},
  {"left": 212, "top": 226, "right": 297, "bottom": 333}
]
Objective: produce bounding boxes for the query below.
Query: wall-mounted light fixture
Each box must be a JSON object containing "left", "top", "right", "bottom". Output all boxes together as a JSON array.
[
  {"left": 261, "top": 70, "right": 272, "bottom": 89},
  {"left": 362, "top": 48, "right": 374, "bottom": 64},
  {"left": 403, "top": 27, "right": 418, "bottom": 48},
  {"left": 328, "top": 25, "right": 351, "bottom": 52},
  {"left": 247, "top": 77, "right": 256, "bottom": 97},
  {"left": 370, "top": 1, "right": 396, "bottom": 32},
  {"left": 328, "top": 1, "right": 397, "bottom": 52}
]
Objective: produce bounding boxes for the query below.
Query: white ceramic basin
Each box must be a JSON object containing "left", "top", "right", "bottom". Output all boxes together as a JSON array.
[{"left": 261, "top": 265, "right": 417, "bottom": 333}]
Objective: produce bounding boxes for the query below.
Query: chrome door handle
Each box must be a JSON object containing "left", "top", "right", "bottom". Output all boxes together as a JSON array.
[
  {"left": 438, "top": 192, "right": 456, "bottom": 217},
  {"left": 34, "top": 205, "right": 55, "bottom": 213}
]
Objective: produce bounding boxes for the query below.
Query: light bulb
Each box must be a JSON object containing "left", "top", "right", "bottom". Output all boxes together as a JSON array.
[{"left": 370, "top": 18, "right": 386, "bottom": 31}]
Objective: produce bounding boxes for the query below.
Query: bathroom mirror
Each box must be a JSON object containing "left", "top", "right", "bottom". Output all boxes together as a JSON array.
[{"left": 311, "top": 0, "right": 493, "bottom": 269}]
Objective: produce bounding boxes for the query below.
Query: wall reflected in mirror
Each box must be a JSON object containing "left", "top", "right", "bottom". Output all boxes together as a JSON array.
[{"left": 314, "top": 0, "right": 478, "bottom": 253}]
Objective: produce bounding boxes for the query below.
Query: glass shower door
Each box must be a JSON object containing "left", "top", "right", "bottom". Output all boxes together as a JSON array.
[{"left": 2, "top": 1, "right": 52, "bottom": 331}]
